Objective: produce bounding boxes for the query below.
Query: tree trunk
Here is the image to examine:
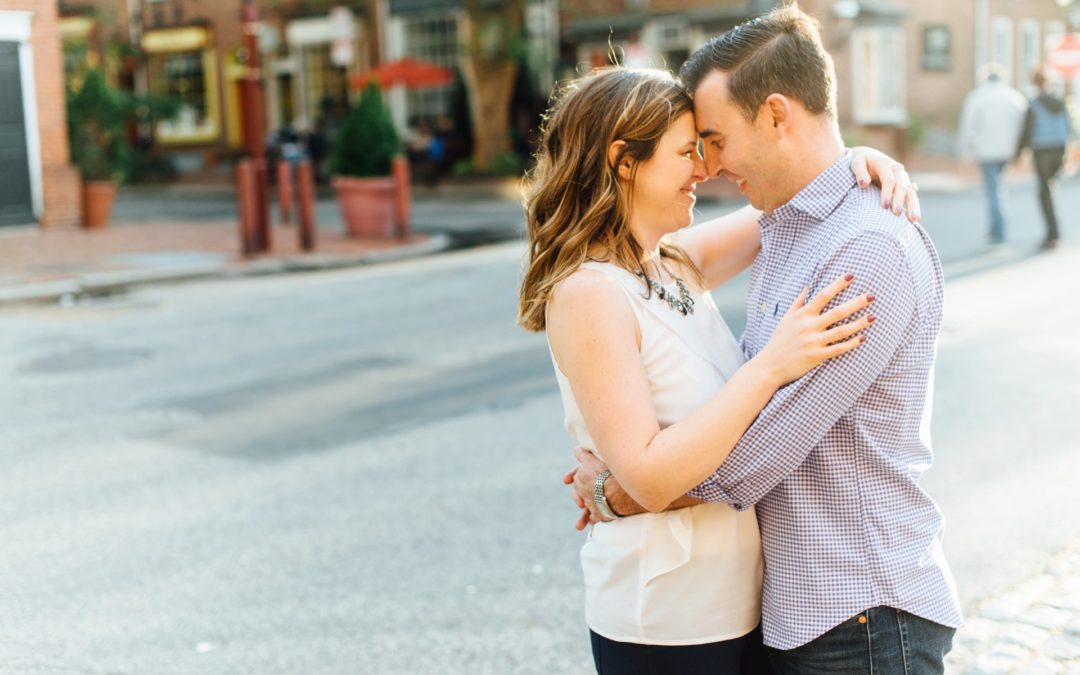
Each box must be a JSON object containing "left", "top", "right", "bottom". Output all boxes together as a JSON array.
[
  {"left": 461, "top": 55, "right": 517, "bottom": 173},
  {"left": 461, "top": 0, "right": 523, "bottom": 174}
]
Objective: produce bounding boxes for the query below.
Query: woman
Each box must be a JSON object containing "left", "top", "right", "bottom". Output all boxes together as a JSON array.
[{"left": 518, "top": 68, "right": 919, "bottom": 674}]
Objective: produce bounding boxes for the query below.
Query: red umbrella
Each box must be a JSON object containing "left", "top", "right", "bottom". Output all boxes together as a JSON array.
[{"left": 352, "top": 58, "right": 453, "bottom": 90}]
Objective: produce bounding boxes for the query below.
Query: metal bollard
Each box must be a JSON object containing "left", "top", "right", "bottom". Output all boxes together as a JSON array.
[
  {"left": 296, "top": 159, "right": 316, "bottom": 252},
  {"left": 253, "top": 157, "right": 272, "bottom": 252},
  {"left": 392, "top": 156, "right": 411, "bottom": 240},
  {"left": 277, "top": 159, "right": 293, "bottom": 226},
  {"left": 236, "top": 159, "right": 258, "bottom": 256}
]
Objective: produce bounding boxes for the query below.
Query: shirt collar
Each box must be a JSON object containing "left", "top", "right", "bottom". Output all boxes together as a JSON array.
[{"left": 761, "top": 150, "right": 856, "bottom": 227}]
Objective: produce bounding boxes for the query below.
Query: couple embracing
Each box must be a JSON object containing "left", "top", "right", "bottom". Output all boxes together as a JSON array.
[{"left": 518, "top": 5, "right": 962, "bottom": 675}]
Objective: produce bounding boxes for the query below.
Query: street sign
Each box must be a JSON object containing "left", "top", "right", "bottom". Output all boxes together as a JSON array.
[{"left": 1047, "top": 33, "right": 1080, "bottom": 77}]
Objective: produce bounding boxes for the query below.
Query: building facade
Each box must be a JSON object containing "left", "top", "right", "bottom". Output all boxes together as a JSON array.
[
  {"left": 558, "top": 0, "right": 1073, "bottom": 159},
  {"left": 0, "top": 0, "right": 80, "bottom": 228},
  {"left": 57, "top": 0, "right": 376, "bottom": 172}
]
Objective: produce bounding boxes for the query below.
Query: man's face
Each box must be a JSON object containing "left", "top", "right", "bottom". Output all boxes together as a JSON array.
[{"left": 693, "top": 71, "right": 784, "bottom": 213}]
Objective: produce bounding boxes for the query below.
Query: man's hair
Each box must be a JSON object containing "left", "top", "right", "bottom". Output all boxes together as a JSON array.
[{"left": 679, "top": 3, "right": 836, "bottom": 121}]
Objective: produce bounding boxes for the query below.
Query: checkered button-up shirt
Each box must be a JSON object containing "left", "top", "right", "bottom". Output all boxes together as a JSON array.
[{"left": 689, "top": 152, "right": 964, "bottom": 650}]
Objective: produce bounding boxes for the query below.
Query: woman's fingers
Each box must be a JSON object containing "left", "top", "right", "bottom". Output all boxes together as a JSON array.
[
  {"left": 889, "top": 163, "right": 908, "bottom": 215},
  {"left": 822, "top": 333, "right": 866, "bottom": 358},
  {"left": 788, "top": 286, "right": 809, "bottom": 312},
  {"left": 822, "top": 313, "right": 876, "bottom": 344},
  {"left": 904, "top": 180, "right": 921, "bottom": 223},
  {"left": 563, "top": 465, "right": 578, "bottom": 485},
  {"left": 806, "top": 274, "right": 855, "bottom": 314},
  {"left": 575, "top": 508, "right": 590, "bottom": 531},
  {"left": 851, "top": 152, "right": 872, "bottom": 188},
  {"left": 878, "top": 163, "right": 897, "bottom": 209},
  {"left": 820, "top": 292, "right": 875, "bottom": 327}
]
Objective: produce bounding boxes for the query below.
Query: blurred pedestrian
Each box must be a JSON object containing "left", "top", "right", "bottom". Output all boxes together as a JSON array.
[
  {"left": 1015, "top": 68, "right": 1070, "bottom": 250},
  {"left": 959, "top": 65, "right": 1028, "bottom": 246}
]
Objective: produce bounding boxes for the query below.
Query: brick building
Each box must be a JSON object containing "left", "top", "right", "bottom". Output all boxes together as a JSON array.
[
  {"left": 56, "top": 0, "right": 377, "bottom": 172},
  {"left": 0, "top": 0, "right": 80, "bottom": 228},
  {"left": 559, "top": 0, "right": 1073, "bottom": 160}
]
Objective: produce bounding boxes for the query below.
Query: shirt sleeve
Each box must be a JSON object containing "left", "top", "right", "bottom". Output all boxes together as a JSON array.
[{"left": 688, "top": 230, "right": 920, "bottom": 508}]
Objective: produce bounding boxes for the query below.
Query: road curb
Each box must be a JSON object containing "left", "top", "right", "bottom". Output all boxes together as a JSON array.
[{"left": 0, "top": 233, "right": 452, "bottom": 307}]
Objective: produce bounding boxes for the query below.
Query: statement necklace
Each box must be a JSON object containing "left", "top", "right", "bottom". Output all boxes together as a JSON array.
[{"left": 635, "top": 267, "right": 695, "bottom": 316}]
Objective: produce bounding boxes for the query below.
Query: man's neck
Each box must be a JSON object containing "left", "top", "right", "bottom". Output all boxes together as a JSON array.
[{"left": 766, "top": 124, "right": 844, "bottom": 214}]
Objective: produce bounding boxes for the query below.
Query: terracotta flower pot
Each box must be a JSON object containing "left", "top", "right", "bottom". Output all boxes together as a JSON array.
[
  {"left": 81, "top": 180, "right": 117, "bottom": 229},
  {"left": 332, "top": 175, "right": 396, "bottom": 239}
]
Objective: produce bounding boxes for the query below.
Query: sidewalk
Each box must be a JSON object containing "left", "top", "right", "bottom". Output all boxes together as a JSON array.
[
  {"left": 947, "top": 539, "right": 1080, "bottom": 674},
  {"left": 0, "top": 220, "right": 450, "bottom": 306}
]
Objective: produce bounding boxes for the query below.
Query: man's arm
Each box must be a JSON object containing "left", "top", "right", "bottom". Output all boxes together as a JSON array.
[{"left": 688, "top": 231, "right": 921, "bottom": 509}]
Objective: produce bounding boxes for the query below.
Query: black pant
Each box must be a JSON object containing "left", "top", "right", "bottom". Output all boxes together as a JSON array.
[
  {"left": 1034, "top": 147, "right": 1065, "bottom": 243},
  {"left": 590, "top": 626, "right": 775, "bottom": 675}
]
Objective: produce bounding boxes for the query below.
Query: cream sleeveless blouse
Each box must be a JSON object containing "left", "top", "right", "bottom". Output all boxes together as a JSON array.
[{"left": 550, "top": 261, "right": 763, "bottom": 645}]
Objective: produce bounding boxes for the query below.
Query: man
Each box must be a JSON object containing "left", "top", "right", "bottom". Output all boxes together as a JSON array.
[
  {"left": 569, "top": 6, "right": 963, "bottom": 672},
  {"left": 958, "top": 65, "right": 1028, "bottom": 245},
  {"left": 1015, "top": 68, "right": 1070, "bottom": 250}
]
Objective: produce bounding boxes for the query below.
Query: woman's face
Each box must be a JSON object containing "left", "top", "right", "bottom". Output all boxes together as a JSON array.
[{"left": 625, "top": 111, "right": 707, "bottom": 238}]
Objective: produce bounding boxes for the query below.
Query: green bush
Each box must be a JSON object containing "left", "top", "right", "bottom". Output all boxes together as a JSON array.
[
  {"left": 332, "top": 83, "right": 401, "bottom": 178},
  {"left": 67, "top": 69, "right": 129, "bottom": 182}
]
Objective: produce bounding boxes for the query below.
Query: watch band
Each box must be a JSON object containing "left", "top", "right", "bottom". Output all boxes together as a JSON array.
[{"left": 594, "top": 469, "right": 621, "bottom": 520}]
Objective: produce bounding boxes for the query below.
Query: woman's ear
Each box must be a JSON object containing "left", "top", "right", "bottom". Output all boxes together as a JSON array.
[{"left": 607, "top": 140, "right": 633, "bottom": 181}]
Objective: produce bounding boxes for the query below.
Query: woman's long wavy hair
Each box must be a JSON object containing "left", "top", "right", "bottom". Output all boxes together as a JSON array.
[{"left": 518, "top": 67, "right": 703, "bottom": 332}]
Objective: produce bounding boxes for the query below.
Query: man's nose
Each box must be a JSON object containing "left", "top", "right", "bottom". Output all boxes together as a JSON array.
[{"left": 702, "top": 144, "right": 724, "bottom": 178}]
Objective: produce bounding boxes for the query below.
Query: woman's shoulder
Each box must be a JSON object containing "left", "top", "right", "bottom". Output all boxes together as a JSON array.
[{"left": 551, "top": 267, "right": 630, "bottom": 311}]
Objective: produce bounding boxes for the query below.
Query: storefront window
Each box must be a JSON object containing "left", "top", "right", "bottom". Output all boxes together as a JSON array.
[
  {"left": 300, "top": 43, "right": 349, "bottom": 122},
  {"left": 143, "top": 28, "right": 219, "bottom": 144},
  {"left": 852, "top": 26, "right": 906, "bottom": 125},
  {"left": 400, "top": 13, "right": 459, "bottom": 121}
]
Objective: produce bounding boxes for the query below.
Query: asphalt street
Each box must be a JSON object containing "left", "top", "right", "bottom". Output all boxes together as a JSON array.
[{"left": 1, "top": 184, "right": 1078, "bottom": 674}]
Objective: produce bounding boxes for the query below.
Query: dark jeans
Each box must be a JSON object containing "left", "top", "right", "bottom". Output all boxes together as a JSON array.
[
  {"left": 1034, "top": 147, "right": 1065, "bottom": 243},
  {"left": 590, "top": 626, "right": 774, "bottom": 675},
  {"left": 766, "top": 607, "right": 955, "bottom": 675}
]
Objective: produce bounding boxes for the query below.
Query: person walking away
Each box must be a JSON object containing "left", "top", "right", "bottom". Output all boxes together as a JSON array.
[
  {"left": 959, "top": 65, "right": 1028, "bottom": 245},
  {"left": 1016, "top": 68, "right": 1070, "bottom": 250}
]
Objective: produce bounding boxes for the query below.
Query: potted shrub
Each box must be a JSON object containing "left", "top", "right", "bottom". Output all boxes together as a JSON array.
[
  {"left": 331, "top": 82, "right": 402, "bottom": 239},
  {"left": 67, "top": 69, "right": 129, "bottom": 229}
]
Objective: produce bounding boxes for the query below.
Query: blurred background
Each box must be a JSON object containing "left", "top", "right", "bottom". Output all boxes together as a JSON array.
[{"left": 2, "top": 1, "right": 1080, "bottom": 674}]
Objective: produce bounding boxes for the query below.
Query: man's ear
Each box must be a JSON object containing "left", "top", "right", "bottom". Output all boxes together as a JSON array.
[
  {"left": 763, "top": 93, "right": 794, "bottom": 133},
  {"left": 607, "top": 140, "right": 633, "bottom": 181}
]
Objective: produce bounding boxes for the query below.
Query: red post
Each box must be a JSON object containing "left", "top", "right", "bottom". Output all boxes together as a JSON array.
[
  {"left": 277, "top": 159, "right": 293, "bottom": 225},
  {"left": 392, "top": 156, "right": 411, "bottom": 240},
  {"left": 297, "top": 159, "right": 316, "bottom": 251},
  {"left": 240, "top": 0, "right": 270, "bottom": 252},
  {"left": 236, "top": 159, "right": 258, "bottom": 256}
]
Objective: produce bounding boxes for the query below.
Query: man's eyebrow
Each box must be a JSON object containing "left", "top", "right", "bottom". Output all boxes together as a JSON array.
[{"left": 698, "top": 129, "right": 721, "bottom": 139}]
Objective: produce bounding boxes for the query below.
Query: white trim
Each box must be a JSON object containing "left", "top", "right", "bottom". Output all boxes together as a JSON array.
[
  {"left": 20, "top": 39, "right": 42, "bottom": 220},
  {"left": 0, "top": 10, "right": 32, "bottom": 41},
  {"left": 1, "top": 10, "right": 44, "bottom": 221}
]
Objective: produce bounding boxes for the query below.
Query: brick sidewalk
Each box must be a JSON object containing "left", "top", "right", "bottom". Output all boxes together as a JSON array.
[{"left": 0, "top": 220, "right": 447, "bottom": 304}]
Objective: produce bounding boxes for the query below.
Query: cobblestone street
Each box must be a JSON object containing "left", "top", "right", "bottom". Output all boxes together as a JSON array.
[{"left": 948, "top": 540, "right": 1080, "bottom": 674}]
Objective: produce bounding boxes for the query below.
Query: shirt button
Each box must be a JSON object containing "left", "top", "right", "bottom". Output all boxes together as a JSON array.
[
  {"left": 858, "top": 615, "right": 868, "bottom": 624},
  {"left": 759, "top": 303, "right": 767, "bottom": 312}
]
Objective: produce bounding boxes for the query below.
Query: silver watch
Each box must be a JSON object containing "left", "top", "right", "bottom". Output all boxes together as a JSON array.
[{"left": 593, "top": 469, "right": 621, "bottom": 520}]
